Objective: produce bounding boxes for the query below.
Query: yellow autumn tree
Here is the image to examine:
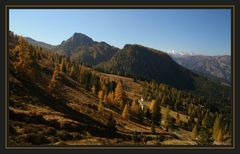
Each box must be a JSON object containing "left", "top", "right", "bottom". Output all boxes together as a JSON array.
[
  {"left": 191, "top": 124, "right": 198, "bottom": 140},
  {"left": 161, "top": 105, "right": 170, "bottom": 130},
  {"left": 13, "top": 36, "right": 39, "bottom": 80},
  {"left": 150, "top": 99, "right": 161, "bottom": 125},
  {"left": 59, "top": 59, "right": 67, "bottom": 73},
  {"left": 130, "top": 99, "right": 139, "bottom": 115},
  {"left": 48, "top": 65, "right": 60, "bottom": 92},
  {"left": 114, "top": 81, "right": 125, "bottom": 105},
  {"left": 98, "top": 98, "right": 104, "bottom": 112},
  {"left": 98, "top": 90, "right": 104, "bottom": 102},
  {"left": 98, "top": 90, "right": 104, "bottom": 112},
  {"left": 122, "top": 104, "right": 129, "bottom": 119},
  {"left": 14, "top": 36, "right": 30, "bottom": 70},
  {"left": 107, "top": 92, "right": 115, "bottom": 104},
  {"left": 216, "top": 128, "right": 223, "bottom": 143}
]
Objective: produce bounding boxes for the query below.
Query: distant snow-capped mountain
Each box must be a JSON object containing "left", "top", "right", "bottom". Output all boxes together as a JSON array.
[
  {"left": 168, "top": 51, "right": 231, "bottom": 83},
  {"left": 167, "top": 50, "right": 194, "bottom": 57}
]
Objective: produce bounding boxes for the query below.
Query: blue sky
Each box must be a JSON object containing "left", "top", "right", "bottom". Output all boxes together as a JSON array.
[{"left": 9, "top": 9, "right": 231, "bottom": 55}]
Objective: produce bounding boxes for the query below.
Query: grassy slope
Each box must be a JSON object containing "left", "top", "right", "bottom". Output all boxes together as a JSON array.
[{"left": 9, "top": 63, "right": 191, "bottom": 146}]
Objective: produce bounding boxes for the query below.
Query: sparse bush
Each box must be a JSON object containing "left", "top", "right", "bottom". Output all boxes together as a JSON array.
[
  {"left": 132, "top": 131, "right": 138, "bottom": 143},
  {"left": 44, "top": 127, "right": 57, "bottom": 136},
  {"left": 48, "top": 119, "right": 60, "bottom": 129},
  {"left": 9, "top": 125, "right": 17, "bottom": 135},
  {"left": 57, "top": 130, "right": 73, "bottom": 141},
  {"left": 61, "top": 123, "right": 76, "bottom": 131},
  {"left": 23, "top": 127, "right": 36, "bottom": 134},
  {"left": 197, "top": 128, "right": 213, "bottom": 145},
  {"left": 151, "top": 122, "right": 156, "bottom": 134},
  {"left": 25, "top": 133, "right": 50, "bottom": 145},
  {"left": 157, "top": 135, "right": 165, "bottom": 142},
  {"left": 71, "top": 132, "right": 83, "bottom": 140},
  {"left": 141, "top": 134, "right": 147, "bottom": 144},
  {"left": 47, "top": 136, "right": 59, "bottom": 143}
]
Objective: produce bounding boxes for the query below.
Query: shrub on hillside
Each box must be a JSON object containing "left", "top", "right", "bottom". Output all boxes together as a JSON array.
[
  {"left": 57, "top": 130, "right": 73, "bottom": 141},
  {"left": 9, "top": 125, "right": 17, "bottom": 135},
  {"left": 25, "top": 133, "right": 50, "bottom": 145},
  {"left": 44, "top": 127, "right": 57, "bottom": 136}
]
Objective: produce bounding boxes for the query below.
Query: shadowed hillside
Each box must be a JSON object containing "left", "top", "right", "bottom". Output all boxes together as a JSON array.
[{"left": 96, "top": 44, "right": 196, "bottom": 90}]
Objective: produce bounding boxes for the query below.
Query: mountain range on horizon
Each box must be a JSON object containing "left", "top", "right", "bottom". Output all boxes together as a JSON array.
[
  {"left": 170, "top": 54, "right": 231, "bottom": 83},
  {"left": 20, "top": 31, "right": 231, "bottom": 84},
  {"left": 24, "top": 32, "right": 230, "bottom": 57}
]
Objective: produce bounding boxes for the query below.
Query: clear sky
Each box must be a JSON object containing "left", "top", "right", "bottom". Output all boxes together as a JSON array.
[{"left": 9, "top": 9, "right": 231, "bottom": 56}]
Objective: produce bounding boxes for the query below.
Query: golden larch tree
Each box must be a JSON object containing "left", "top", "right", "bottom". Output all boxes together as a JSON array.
[{"left": 122, "top": 104, "right": 129, "bottom": 119}]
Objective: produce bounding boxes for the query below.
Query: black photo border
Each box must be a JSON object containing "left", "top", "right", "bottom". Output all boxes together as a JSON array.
[{"left": 0, "top": 0, "right": 239, "bottom": 153}]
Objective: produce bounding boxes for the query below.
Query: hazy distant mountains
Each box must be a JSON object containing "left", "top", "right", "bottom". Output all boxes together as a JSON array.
[
  {"left": 25, "top": 32, "right": 231, "bottom": 86},
  {"left": 25, "top": 37, "right": 56, "bottom": 50},
  {"left": 168, "top": 52, "right": 231, "bottom": 83}
]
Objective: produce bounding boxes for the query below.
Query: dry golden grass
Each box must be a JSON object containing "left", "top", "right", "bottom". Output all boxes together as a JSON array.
[{"left": 9, "top": 64, "right": 196, "bottom": 146}]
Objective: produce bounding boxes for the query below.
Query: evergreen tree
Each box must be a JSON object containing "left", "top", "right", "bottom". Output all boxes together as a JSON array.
[
  {"left": 27, "top": 45, "right": 40, "bottom": 80},
  {"left": 188, "top": 115, "right": 195, "bottom": 131},
  {"left": 223, "top": 121, "right": 230, "bottom": 135},
  {"left": 132, "top": 131, "right": 138, "bottom": 142},
  {"left": 130, "top": 99, "right": 144, "bottom": 121},
  {"left": 188, "top": 103, "right": 193, "bottom": 116},
  {"left": 161, "top": 96, "right": 167, "bottom": 106},
  {"left": 106, "top": 112, "right": 116, "bottom": 135},
  {"left": 130, "top": 99, "right": 139, "bottom": 116},
  {"left": 174, "top": 100, "right": 181, "bottom": 111},
  {"left": 201, "top": 111, "right": 210, "bottom": 128},
  {"left": 161, "top": 105, "right": 170, "bottom": 130},
  {"left": 151, "top": 121, "right": 156, "bottom": 134},
  {"left": 91, "top": 75, "right": 100, "bottom": 94},
  {"left": 84, "top": 72, "right": 92, "bottom": 90},
  {"left": 105, "top": 79, "right": 111, "bottom": 94},
  {"left": 197, "top": 128, "right": 213, "bottom": 145},
  {"left": 109, "top": 80, "right": 116, "bottom": 92},
  {"left": 145, "top": 108, "right": 151, "bottom": 120}
]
